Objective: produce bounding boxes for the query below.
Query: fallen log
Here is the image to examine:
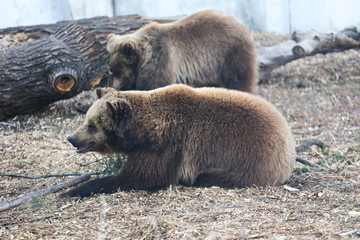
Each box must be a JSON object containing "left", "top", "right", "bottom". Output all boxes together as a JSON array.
[
  {"left": 258, "top": 26, "right": 360, "bottom": 81},
  {"left": 0, "top": 16, "right": 149, "bottom": 120}
]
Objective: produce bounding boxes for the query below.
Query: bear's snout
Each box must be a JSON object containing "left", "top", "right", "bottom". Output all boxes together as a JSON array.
[
  {"left": 67, "top": 136, "right": 77, "bottom": 147},
  {"left": 67, "top": 135, "right": 96, "bottom": 153}
]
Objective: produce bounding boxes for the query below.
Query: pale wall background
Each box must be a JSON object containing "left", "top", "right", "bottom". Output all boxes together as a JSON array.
[{"left": 1, "top": 0, "right": 360, "bottom": 34}]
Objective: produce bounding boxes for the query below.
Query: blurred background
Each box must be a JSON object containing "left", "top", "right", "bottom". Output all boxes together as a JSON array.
[{"left": 1, "top": 0, "right": 360, "bottom": 34}]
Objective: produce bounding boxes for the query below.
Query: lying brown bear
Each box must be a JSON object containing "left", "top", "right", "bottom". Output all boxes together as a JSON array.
[
  {"left": 106, "top": 10, "right": 257, "bottom": 93},
  {"left": 60, "top": 85, "right": 295, "bottom": 198}
]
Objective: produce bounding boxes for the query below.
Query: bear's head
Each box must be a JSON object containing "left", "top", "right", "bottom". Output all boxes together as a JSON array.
[
  {"left": 67, "top": 88, "right": 132, "bottom": 154},
  {"left": 106, "top": 34, "right": 141, "bottom": 90}
]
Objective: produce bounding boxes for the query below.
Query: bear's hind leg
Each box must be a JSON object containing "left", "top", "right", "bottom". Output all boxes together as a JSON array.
[
  {"left": 221, "top": 47, "right": 257, "bottom": 93},
  {"left": 193, "top": 169, "right": 240, "bottom": 188}
]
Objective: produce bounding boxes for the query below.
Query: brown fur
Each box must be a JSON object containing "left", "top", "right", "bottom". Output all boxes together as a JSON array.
[
  {"left": 106, "top": 10, "right": 257, "bottom": 93},
  {"left": 61, "top": 85, "right": 295, "bottom": 198}
]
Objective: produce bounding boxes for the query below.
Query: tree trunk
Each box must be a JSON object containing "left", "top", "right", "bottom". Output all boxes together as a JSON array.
[
  {"left": 0, "top": 16, "right": 149, "bottom": 120},
  {"left": 0, "top": 24, "right": 107, "bottom": 120}
]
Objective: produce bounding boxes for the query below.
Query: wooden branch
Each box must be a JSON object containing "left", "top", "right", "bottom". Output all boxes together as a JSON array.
[
  {"left": 0, "top": 121, "right": 18, "bottom": 128},
  {"left": 338, "top": 229, "right": 360, "bottom": 237},
  {"left": 292, "top": 27, "right": 360, "bottom": 54},
  {"left": 294, "top": 139, "right": 327, "bottom": 168},
  {"left": 296, "top": 156, "right": 325, "bottom": 169},
  {"left": 257, "top": 39, "right": 299, "bottom": 79},
  {"left": 258, "top": 26, "right": 360, "bottom": 81},
  {"left": 0, "top": 171, "right": 103, "bottom": 179},
  {"left": 296, "top": 139, "right": 326, "bottom": 152},
  {"left": 0, "top": 174, "right": 91, "bottom": 212}
]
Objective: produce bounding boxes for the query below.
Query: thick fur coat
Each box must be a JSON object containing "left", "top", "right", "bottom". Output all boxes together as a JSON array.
[
  {"left": 61, "top": 85, "right": 295, "bottom": 198},
  {"left": 106, "top": 10, "right": 257, "bottom": 92}
]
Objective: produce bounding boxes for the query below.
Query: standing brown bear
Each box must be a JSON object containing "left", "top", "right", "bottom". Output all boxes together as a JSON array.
[
  {"left": 106, "top": 10, "right": 257, "bottom": 93},
  {"left": 61, "top": 85, "right": 295, "bottom": 198}
]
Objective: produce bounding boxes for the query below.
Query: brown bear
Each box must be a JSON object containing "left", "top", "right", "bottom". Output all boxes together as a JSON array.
[
  {"left": 106, "top": 10, "right": 257, "bottom": 93},
  {"left": 60, "top": 84, "right": 295, "bottom": 198}
]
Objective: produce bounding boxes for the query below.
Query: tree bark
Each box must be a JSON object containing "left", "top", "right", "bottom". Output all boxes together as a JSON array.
[
  {"left": 0, "top": 16, "right": 149, "bottom": 120},
  {"left": 258, "top": 27, "right": 360, "bottom": 81},
  {"left": 0, "top": 15, "right": 148, "bottom": 46},
  {"left": 0, "top": 24, "right": 108, "bottom": 120}
]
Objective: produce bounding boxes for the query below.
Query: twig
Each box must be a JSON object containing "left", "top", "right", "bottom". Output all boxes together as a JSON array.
[
  {"left": 98, "top": 195, "right": 109, "bottom": 240},
  {"left": 338, "top": 229, "right": 360, "bottom": 237},
  {"left": 0, "top": 171, "right": 103, "bottom": 179},
  {"left": 0, "top": 121, "right": 18, "bottom": 128},
  {"left": 296, "top": 139, "right": 326, "bottom": 152},
  {"left": 0, "top": 174, "right": 92, "bottom": 212},
  {"left": 295, "top": 139, "right": 328, "bottom": 168},
  {"left": 76, "top": 153, "right": 103, "bottom": 167},
  {"left": 296, "top": 156, "right": 325, "bottom": 169}
]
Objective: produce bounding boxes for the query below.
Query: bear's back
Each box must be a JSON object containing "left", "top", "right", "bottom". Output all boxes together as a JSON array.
[
  {"left": 149, "top": 85, "right": 286, "bottom": 130},
  {"left": 107, "top": 10, "right": 257, "bottom": 92},
  {"left": 144, "top": 85, "right": 292, "bottom": 148},
  {"left": 151, "top": 10, "right": 256, "bottom": 91},
  {"left": 166, "top": 10, "right": 247, "bottom": 34}
]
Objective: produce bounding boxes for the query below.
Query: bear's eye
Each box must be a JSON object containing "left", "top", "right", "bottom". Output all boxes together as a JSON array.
[{"left": 88, "top": 124, "right": 97, "bottom": 132}]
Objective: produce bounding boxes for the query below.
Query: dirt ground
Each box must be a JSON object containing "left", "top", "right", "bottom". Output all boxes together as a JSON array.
[{"left": 0, "top": 30, "right": 359, "bottom": 239}]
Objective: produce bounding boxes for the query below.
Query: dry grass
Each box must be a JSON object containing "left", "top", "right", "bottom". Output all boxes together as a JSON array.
[{"left": 1, "top": 31, "right": 359, "bottom": 239}]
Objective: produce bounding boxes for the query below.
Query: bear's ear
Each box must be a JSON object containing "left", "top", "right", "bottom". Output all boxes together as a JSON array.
[
  {"left": 106, "top": 33, "right": 118, "bottom": 53},
  {"left": 96, "top": 88, "right": 105, "bottom": 99},
  {"left": 107, "top": 33, "right": 116, "bottom": 42},
  {"left": 106, "top": 100, "right": 132, "bottom": 128},
  {"left": 96, "top": 88, "right": 116, "bottom": 99},
  {"left": 119, "top": 41, "right": 139, "bottom": 64}
]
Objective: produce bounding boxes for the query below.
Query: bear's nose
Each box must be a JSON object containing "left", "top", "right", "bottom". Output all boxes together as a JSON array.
[{"left": 67, "top": 136, "right": 76, "bottom": 146}]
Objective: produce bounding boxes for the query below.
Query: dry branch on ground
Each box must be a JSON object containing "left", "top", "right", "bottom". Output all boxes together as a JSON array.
[{"left": 0, "top": 174, "right": 91, "bottom": 212}]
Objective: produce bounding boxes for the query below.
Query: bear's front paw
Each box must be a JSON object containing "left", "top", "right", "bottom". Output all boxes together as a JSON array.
[
  {"left": 58, "top": 187, "right": 92, "bottom": 198},
  {"left": 58, "top": 176, "right": 117, "bottom": 198},
  {"left": 58, "top": 191, "right": 74, "bottom": 199}
]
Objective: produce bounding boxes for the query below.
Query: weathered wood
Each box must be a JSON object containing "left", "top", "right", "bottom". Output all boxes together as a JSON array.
[
  {"left": 0, "top": 24, "right": 108, "bottom": 120},
  {"left": 258, "top": 27, "right": 360, "bottom": 81},
  {"left": 0, "top": 174, "right": 91, "bottom": 212},
  {"left": 0, "top": 15, "right": 149, "bottom": 46},
  {"left": 0, "top": 16, "right": 149, "bottom": 120},
  {"left": 257, "top": 39, "right": 299, "bottom": 80}
]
